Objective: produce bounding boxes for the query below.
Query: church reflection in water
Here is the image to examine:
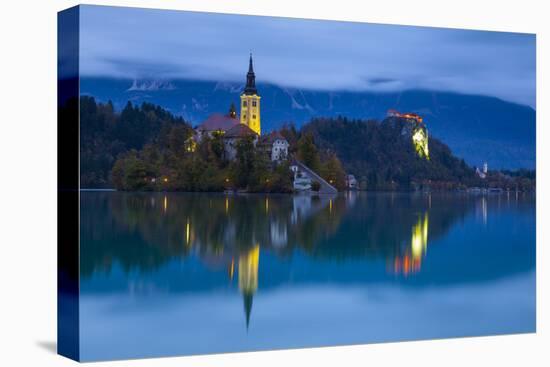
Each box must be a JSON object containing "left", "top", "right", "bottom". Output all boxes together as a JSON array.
[
  {"left": 80, "top": 191, "right": 491, "bottom": 329},
  {"left": 238, "top": 245, "right": 259, "bottom": 329}
]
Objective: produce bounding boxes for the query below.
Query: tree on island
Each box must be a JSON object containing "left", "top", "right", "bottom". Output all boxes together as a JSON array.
[
  {"left": 297, "top": 132, "right": 321, "bottom": 172},
  {"left": 320, "top": 152, "right": 347, "bottom": 191},
  {"left": 232, "top": 136, "right": 256, "bottom": 188},
  {"left": 111, "top": 150, "right": 152, "bottom": 191},
  {"left": 110, "top": 122, "right": 293, "bottom": 192}
]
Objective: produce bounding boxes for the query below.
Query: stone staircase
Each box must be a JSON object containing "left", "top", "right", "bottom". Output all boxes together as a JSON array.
[{"left": 291, "top": 159, "right": 338, "bottom": 194}]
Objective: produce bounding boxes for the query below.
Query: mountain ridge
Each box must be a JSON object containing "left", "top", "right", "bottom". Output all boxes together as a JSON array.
[{"left": 80, "top": 77, "right": 536, "bottom": 169}]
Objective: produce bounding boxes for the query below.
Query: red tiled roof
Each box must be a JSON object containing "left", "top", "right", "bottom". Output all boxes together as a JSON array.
[
  {"left": 259, "top": 131, "right": 287, "bottom": 144},
  {"left": 225, "top": 123, "right": 257, "bottom": 138},
  {"left": 198, "top": 113, "right": 239, "bottom": 132}
]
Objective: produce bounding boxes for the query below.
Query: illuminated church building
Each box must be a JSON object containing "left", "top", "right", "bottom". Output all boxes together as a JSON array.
[
  {"left": 193, "top": 54, "right": 289, "bottom": 162},
  {"left": 240, "top": 54, "right": 261, "bottom": 135}
]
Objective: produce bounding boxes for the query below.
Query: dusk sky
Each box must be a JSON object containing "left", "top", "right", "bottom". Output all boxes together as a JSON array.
[{"left": 79, "top": 5, "right": 536, "bottom": 108}]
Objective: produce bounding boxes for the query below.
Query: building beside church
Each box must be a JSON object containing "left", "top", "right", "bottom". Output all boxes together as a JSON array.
[
  {"left": 191, "top": 54, "right": 288, "bottom": 162},
  {"left": 259, "top": 131, "right": 289, "bottom": 163},
  {"left": 196, "top": 112, "right": 239, "bottom": 140},
  {"left": 224, "top": 123, "right": 259, "bottom": 161}
]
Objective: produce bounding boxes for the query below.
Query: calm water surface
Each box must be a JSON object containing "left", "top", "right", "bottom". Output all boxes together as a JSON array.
[{"left": 79, "top": 192, "right": 535, "bottom": 361}]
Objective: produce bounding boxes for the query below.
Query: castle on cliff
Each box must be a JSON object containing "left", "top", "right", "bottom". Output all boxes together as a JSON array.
[{"left": 387, "top": 109, "right": 430, "bottom": 160}]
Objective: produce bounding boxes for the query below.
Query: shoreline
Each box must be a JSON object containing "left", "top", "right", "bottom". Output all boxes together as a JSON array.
[{"left": 79, "top": 188, "right": 536, "bottom": 195}]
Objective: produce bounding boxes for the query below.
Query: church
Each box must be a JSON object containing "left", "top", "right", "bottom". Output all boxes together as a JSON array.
[
  {"left": 240, "top": 54, "right": 262, "bottom": 135},
  {"left": 191, "top": 54, "right": 289, "bottom": 162}
]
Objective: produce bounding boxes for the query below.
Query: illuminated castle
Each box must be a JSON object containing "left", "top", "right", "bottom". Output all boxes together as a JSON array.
[
  {"left": 387, "top": 109, "right": 424, "bottom": 123},
  {"left": 240, "top": 54, "right": 261, "bottom": 135},
  {"left": 387, "top": 109, "right": 430, "bottom": 160}
]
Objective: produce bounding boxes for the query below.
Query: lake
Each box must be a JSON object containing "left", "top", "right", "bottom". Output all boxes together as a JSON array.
[{"left": 79, "top": 191, "right": 536, "bottom": 361}]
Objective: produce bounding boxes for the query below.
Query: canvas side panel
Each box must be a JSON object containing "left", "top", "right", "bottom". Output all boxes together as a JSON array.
[{"left": 57, "top": 5, "right": 80, "bottom": 362}]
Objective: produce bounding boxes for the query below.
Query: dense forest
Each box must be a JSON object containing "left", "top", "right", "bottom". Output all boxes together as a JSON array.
[
  {"left": 80, "top": 96, "right": 189, "bottom": 187},
  {"left": 76, "top": 97, "right": 535, "bottom": 192},
  {"left": 285, "top": 116, "right": 478, "bottom": 190}
]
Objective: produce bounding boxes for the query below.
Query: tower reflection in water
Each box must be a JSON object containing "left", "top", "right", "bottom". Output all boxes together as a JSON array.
[
  {"left": 83, "top": 192, "right": 447, "bottom": 329},
  {"left": 77, "top": 189, "right": 536, "bottom": 359},
  {"left": 238, "top": 245, "right": 260, "bottom": 329}
]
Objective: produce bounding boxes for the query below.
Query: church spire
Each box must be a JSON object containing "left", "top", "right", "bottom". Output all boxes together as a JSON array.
[
  {"left": 240, "top": 53, "right": 261, "bottom": 135},
  {"left": 243, "top": 292, "right": 253, "bottom": 331},
  {"left": 244, "top": 53, "right": 258, "bottom": 95},
  {"left": 248, "top": 53, "right": 254, "bottom": 73}
]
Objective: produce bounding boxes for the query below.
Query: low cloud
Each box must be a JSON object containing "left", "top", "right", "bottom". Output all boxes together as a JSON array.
[{"left": 79, "top": 5, "right": 536, "bottom": 107}]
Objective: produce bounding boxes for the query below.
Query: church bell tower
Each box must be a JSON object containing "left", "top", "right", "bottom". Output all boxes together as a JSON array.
[{"left": 240, "top": 54, "right": 261, "bottom": 135}]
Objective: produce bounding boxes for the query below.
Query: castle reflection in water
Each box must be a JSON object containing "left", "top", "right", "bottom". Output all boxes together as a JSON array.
[{"left": 80, "top": 191, "right": 530, "bottom": 329}]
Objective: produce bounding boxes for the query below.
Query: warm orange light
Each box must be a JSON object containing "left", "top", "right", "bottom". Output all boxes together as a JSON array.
[
  {"left": 185, "top": 218, "right": 191, "bottom": 246},
  {"left": 388, "top": 109, "right": 423, "bottom": 124},
  {"left": 229, "top": 259, "right": 235, "bottom": 281}
]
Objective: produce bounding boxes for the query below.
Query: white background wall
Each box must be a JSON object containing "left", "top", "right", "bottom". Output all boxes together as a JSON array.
[{"left": 0, "top": 0, "right": 547, "bottom": 366}]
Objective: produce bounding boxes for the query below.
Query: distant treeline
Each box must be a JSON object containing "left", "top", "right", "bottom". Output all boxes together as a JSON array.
[{"left": 75, "top": 97, "right": 535, "bottom": 191}]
